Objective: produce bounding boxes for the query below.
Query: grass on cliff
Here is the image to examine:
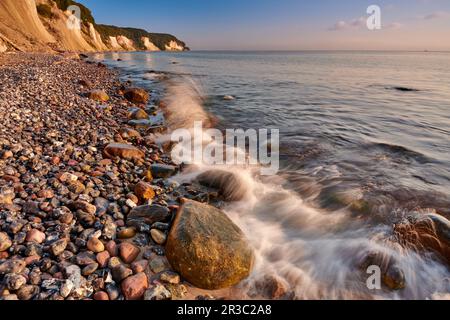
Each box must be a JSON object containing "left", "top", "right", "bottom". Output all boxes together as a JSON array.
[
  {"left": 36, "top": 4, "right": 56, "bottom": 20},
  {"left": 52, "top": 0, "right": 95, "bottom": 24}
]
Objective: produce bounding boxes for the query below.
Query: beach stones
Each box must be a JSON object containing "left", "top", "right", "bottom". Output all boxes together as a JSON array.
[
  {"left": 123, "top": 88, "right": 149, "bottom": 104},
  {"left": 0, "top": 187, "right": 15, "bottom": 205},
  {"left": 150, "top": 164, "right": 176, "bottom": 179},
  {"left": 134, "top": 181, "right": 155, "bottom": 203},
  {"left": 166, "top": 199, "right": 254, "bottom": 289},
  {"left": 103, "top": 143, "right": 144, "bottom": 161},
  {"left": 196, "top": 170, "right": 247, "bottom": 201},
  {"left": 0, "top": 232, "right": 12, "bottom": 252},
  {"left": 127, "top": 204, "right": 171, "bottom": 226},
  {"left": 121, "top": 272, "right": 149, "bottom": 300},
  {"left": 119, "top": 243, "right": 140, "bottom": 264},
  {"left": 87, "top": 237, "right": 105, "bottom": 253},
  {"left": 87, "top": 90, "right": 109, "bottom": 102},
  {"left": 129, "top": 108, "right": 149, "bottom": 120},
  {"left": 26, "top": 229, "right": 46, "bottom": 244}
]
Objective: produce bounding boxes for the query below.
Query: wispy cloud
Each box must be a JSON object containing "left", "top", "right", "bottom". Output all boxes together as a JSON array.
[{"left": 421, "top": 11, "right": 450, "bottom": 20}]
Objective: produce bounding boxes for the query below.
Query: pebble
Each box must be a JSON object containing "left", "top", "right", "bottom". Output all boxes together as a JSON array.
[
  {"left": 26, "top": 229, "right": 46, "bottom": 244},
  {"left": 144, "top": 285, "right": 172, "bottom": 300},
  {"left": 150, "top": 229, "right": 167, "bottom": 245},
  {"left": 119, "top": 243, "right": 140, "bottom": 264},
  {"left": 121, "top": 272, "right": 149, "bottom": 300},
  {"left": 51, "top": 239, "right": 67, "bottom": 256},
  {"left": 87, "top": 237, "right": 105, "bottom": 253},
  {"left": 0, "top": 232, "right": 12, "bottom": 251}
]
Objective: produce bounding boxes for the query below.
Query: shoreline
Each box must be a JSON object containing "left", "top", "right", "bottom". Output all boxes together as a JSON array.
[{"left": 0, "top": 52, "right": 247, "bottom": 301}]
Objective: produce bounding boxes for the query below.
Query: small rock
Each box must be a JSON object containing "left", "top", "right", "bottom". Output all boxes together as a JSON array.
[
  {"left": 96, "top": 251, "right": 110, "bottom": 268},
  {"left": 144, "top": 285, "right": 171, "bottom": 300},
  {"left": 0, "top": 232, "right": 12, "bottom": 252},
  {"left": 82, "top": 263, "right": 99, "bottom": 276},
  {"left": 159, "top": 271, "right": 180, "bottom": 285},
  {"left": 150, "top": 164, "right": 176, "bottom": 179},
  {"left": 93, "top": 291, "right": 109, "bottom": 300},
  {"left": 127, "top": 205, "right": 171, "bottom": 226},
  {"left": 51, "top": 239, "right": 68, "bottom": 256},
  {"left": 119, "top": 243, "right": 140, "bottom": 264},
  {"left": 134, "top": 181, "right": 156, "bottom": 203},
  {"left": 123, "top": 88, "right": 149, "bottom": 104},
  {"left": 26, "top": 229, "right": 46, "bottom": 244},
  {"left": 112, "top": 264, "right": 133, "bottom": 282},
  {"left": 121, "top": 272, "right": 149, "bottom": 300},
  {"left": 383, "top": 265, "right": 406, "bottom": 290},
  {"left": 150, "top": 229, "right": 166, "bottom": 245},
  {"left": 103, "top": 143, "right": 144, "bottom": 161},
  {"left": 71, "top": 201, "right": 96, "bottom": 215},
  {"left": 87, "top": 237, "right": 105, "bottom": 253},
  {"left": 17, "top": 285, "right": 39, "bottom": 301},
  {"left": 131, "top": 260, "right": 148, "bottom": 273},
  {"left": 6, "top": 274, "right": 27, "bottom": 291},
  {"left": 60, "top": 280, "right": 74, "bottom": 298},
  {"left": 118, "top": 227, "right": 136, "bottom": 239},
  {"left": 87, "top": 90, "right": 109, "bottom": 102}
]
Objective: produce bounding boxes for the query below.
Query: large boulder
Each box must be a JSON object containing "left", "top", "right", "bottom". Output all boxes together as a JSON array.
[
  {"left": 166, "top": 199, "right": 254, "bottom": 290},
  {"left": 196, "top": 170, "right": 247, "bottom": 201},
  {"left": 87, "top": 90, "right": 109, "bottom": 102},
  {"left": 103, "top": 143, "right": 144, "bottom": 161},
  {"left": 124, "top": 88, "right": 149, "bottom": 104}
]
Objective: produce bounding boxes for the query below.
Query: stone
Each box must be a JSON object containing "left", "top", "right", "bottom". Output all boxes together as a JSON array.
[
  {"left": 119, "top": 128, "right": 142, "bottom": 140},
  {"left": 6, "top": 274, "right": 27, "bottom": 291},
  {"left": 23, "top": 201, "right": 40, "bottom": 214},
  {"left": 37, "top": 189, "right": 54, "bottom": 199},
  {"left": 51, "top": 239, "right": 67, "bottom": 256},
  {"left": 118, "top": 227, "right": 136, "bottom": 239},
  {"left": 150, "top": 229, "right": 166, "bottom": 245},
  {"left": 144, "top": 285, "right": 171, "bottom": 300},
  {"left": 148, "top": 256, "right": 168, "bottom": 274},
  {"left": 119, "top": 243, "right": 140, "bottom": 264},
  {"left": 131, "top": 260, "right": 148, "bottom": 273},
  {"left": 196, "top": 170, "right": 246, "bottom": 201},
  {"left": 151, "top": 164, "right": 176, "bottom": 179},
  {"left": 124, "top": 88, "right": 149, "bottom": 104},
  {"left": 60, "top": 280, "right": 74, "bottom": 298},
  {"left": 71, "top": 201, "right": 96, "bottom": 215},
  {"left": 96, "top": 251, "right": 110, "bottom": 268},
  {"left": 105, "top": 240, "right": 118, "bottom": 257},
  {"left": 129, "top": 108, "right": 149, "bottom": 120},
  {"left": 93, "top": 291, "right": 109, "bottom": 300},
  {"left": 0, "top": 232, "right": 12, "bottom": 252},
  {"left": 74, "top": 252, "right": 96, "bottom": 266},
  {"left": 134, "top": 181, "right": 156, "bottom": 202},
  {"left": 112, "top": 264, "right": 133, "bottom": 282},
  {"left": 121, "top": 272, "right": 149, "bottom": 300},
  {"left": 59, "top": 212, "right": 74, "bottom": 225},
  {"left": 82, "top": 263, "right": 99, "bottom": 276},
  {"left": 0, "top": 259, "right": 26, "bottom": 275},
  {"left": 383, "top": 265, "right": 406, "bottom": 290},
  {"left": 78, "top": 79, "right": 92, "bottom": 88},
  {"left": 166, "top": 199, "right": 254, "bottom": 290},
  {"left": 17, "top": 285, "right": 39, "bottom": 300},
  {"left": 254, "top": 274, "right": 289, "bottom": 299},
  {"left": 26, "top": 229, "right": 46, "bottom": 244},
  {"left": 127, "top": 205, "right": 171, "bottom": 226},
  {"left": 159, "top": 271, "right": 180, "bottom": 284},
  {"left": 68, "top": 180, "right": 85, "bottom": 194},
  {"left": 87, "top": 90, "right": 109, "bottom": 102},
  {"left": 103, "top": 143, "right": 145, "bottom": 161},
  {"left": 87, "top": 237, "right": 105, "bottom": 253},
  {"left": 0, "top": 187, "right": 15, "bottom": 205}
]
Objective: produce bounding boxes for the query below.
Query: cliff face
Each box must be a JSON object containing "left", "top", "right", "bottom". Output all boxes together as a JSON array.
[{"left": 0, "top": 0, "right": 188, "bottom": 53}]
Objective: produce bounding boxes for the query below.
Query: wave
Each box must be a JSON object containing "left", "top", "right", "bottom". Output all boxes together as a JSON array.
[{"left": 158, "top": 76, "right": 450, "bottom": 300}]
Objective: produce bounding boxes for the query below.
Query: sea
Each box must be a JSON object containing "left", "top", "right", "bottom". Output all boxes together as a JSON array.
[{"left": 92, "top": 51, "right": 450, "bottom": 300}]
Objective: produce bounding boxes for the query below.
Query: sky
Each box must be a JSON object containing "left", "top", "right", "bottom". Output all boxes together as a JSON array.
[{"left": 77, "top": 0, "right": 450, "bottom": 50}]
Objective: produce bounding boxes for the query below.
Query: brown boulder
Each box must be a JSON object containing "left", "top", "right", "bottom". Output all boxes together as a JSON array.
[
  {"left": 103, "top": 143, "right": 144, "bottom": 162},
  {"left": 87, "top": 90, "right": 109, "bottom": 102},
  {"left": 124, "top": 88, "right": 149, "bottom": 104},
  {"left": 166, "top": 199, "right": 254, "bottom": 290}
]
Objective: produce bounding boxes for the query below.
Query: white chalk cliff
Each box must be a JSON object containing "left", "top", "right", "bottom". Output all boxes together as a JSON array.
[{"left": 0, "top": 0, "right": 187, "bottom": 53}]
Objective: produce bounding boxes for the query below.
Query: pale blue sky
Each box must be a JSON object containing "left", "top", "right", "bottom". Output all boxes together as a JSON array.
[{"left": 78, "top": 0, "right": 450, "bottom": 50}]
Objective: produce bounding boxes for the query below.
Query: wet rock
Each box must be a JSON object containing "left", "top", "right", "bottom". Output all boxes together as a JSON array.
[
  {"left": 129, "top": 108, "right": 149, "bottom": 120},
  {"left": 103, "top": 143, "right": 144, "bottom": 161},
  {"left": 148, "top": 256, "right": 169, "bottom": 274},
  {"left": 74, "top": 252, "right": 96, "bottom": 266},
  {"left": 87, "top": 90, "right": 109, "bottom": 102},
  {"left": 96, "top": 251, "right": 110, "bottom": 268},
  {"left": 118, "top": 227, "right": 136, "bottom": 239},
  {"left": 166, "top": 199, "right": 254, "bottom": 290},
  {"left": 60, "top": 280, "right": 74, "bottom": 298},
  {"left": 124, "top": 88, "right": 149, "bottom": 104},
  {"left": 383, "top": 265, "right": 406, "bottom": 290},
  {"left": 144, "top": 285, "right": 171, "bottom": 300},
  {"left": 0, "top": 187, "right": 15, "bottom": 205},
  {"left": 131, "top": 260, "right": 148, "bottom": 273},
  {"left": 82, "top": 263, "right": 99, "bottom": 276},
  {"left": 0, "top": 232, "right": 12, "bottom": 252},
  {"left": 119, "top": 243, "right": 140, "bottom": 264},
  {"left": 134, "top": 181, "right": 155, "bottom": 203},
  {"left": 121, "top": 272, "right": 149, "bottom": 300},
  {"left": 119, "top": 128, "right": 142, "bottom": 140},
  {"left": 127, "top": 204, "right": 171, "bottom": 226},
  {"left": 23, "top": 201, "right": 40, "bottom": 215},
  {"left": 196, "top": 170, "right": 247, "bottom": 201},
  {"left": 254, "top": 274, "right": 289, "bottom": 299},
  {"left": 71, "top": 200, "right": 96, "bottom": 215},
  {"left": 150, "top": 229, "right": 166, "bottom": 245},
  {"left": 151, "top": 164, "right": 176, "bottom": 179}
]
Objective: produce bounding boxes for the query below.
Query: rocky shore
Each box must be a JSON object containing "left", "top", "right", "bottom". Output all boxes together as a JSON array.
[{"left": 0, "top": 52, "right": 254, "bottom": 300}]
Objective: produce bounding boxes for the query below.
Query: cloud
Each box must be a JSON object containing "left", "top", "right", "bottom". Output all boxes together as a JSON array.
[
  {"left": 328, "top": 17, "right": 366, "bottom": 31},
  {"left": 386, "top": 22, "right": 404, "bottom": 29},
  {"left": 422, "top": 11, "right": 450, "bottom": 20}
]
